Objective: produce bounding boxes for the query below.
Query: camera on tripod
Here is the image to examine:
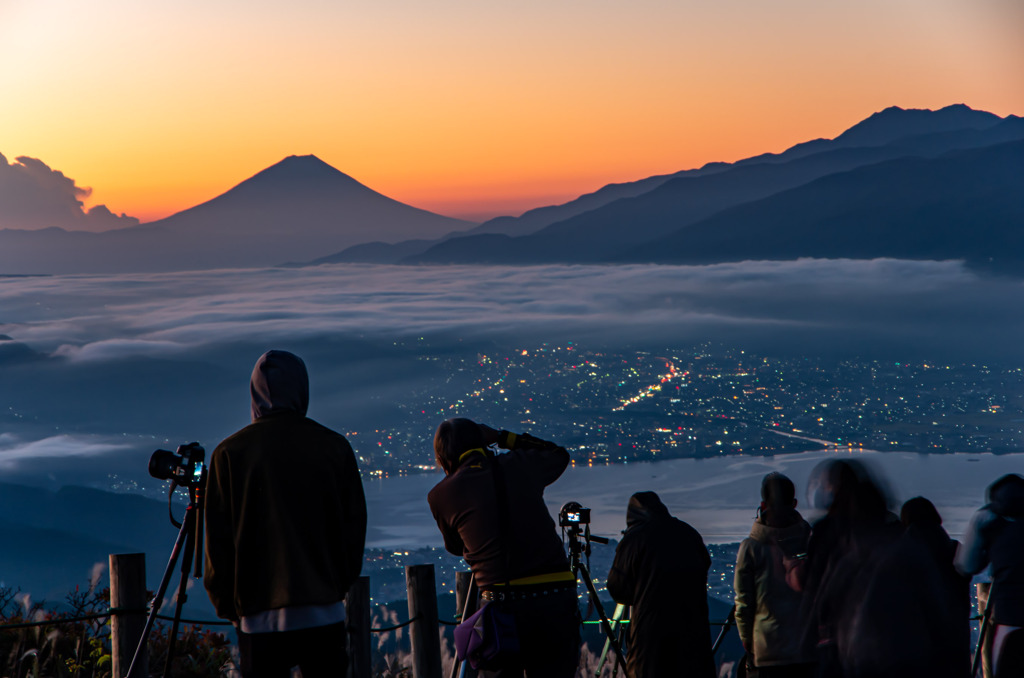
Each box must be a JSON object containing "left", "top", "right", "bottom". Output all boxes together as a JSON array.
[
  {"left": 559, "top": 501, "right": 591, "bottom": 527},
  {"left": 129, "top": 441, "right": 208, "bottom": 678},
  {"left": 149, "top": 442, "right": 205, "bottom": 488}
]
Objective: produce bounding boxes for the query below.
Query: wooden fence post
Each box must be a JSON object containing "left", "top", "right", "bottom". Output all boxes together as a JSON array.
[
  {"left": 109, "top": 553, "right": 147, "bottom": 678},
  {"left": 407, "top": 564, "right": 442, "bottom": 678},
  {"left": 453, "top": 571, "right": 479, "bottom": 678},
  {"left": 346, "top": 576, "right": 372, "bottom": 678}
]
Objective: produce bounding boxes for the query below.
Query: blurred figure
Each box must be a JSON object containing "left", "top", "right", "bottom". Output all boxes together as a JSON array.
[
  {"left": 428, "top": 419, "right": 579, "bottom": 678},
  {"left": 837, "top": 496, "right": 970, "bottom": 678},
  {"left": 204, "top": 350, "right": 367, "bottom": 678},
  {"left": 734, "top": 473, "right": 813, "bottom": 678},
  {"left": 957, "top": 474, "right": 1024, "bottom": 678},
  {"left": 606, "top": 491, "right": 715, "bottom": 678},
  {"left": 796, "top": 459, "right": 900, "bottom": 678}
]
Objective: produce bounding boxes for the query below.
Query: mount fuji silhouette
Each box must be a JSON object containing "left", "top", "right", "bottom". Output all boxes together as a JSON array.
[{"left": 0, "top": 155, "right": 473, "bottom": 273}]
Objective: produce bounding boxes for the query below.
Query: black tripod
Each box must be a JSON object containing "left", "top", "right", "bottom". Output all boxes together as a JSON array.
[
  {"left": 127, "top": 471, "right": 206, "bottom": 678},
  {"left": 563, "top": 521, "right": 628, "bottom": 675}
]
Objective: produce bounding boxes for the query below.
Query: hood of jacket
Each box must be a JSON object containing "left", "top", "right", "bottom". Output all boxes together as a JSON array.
[
  {"left": 625, "top": 491, "right": 671, "bottom": 529},
  {"left": 250, "top": 350, "right": 309, "bottom": 422},
  {"left": 748, "top": 513, "right": 810, "bottom": 558},
  {"left": 988, "top": 474, "right": 1024, "bottom": 518}
]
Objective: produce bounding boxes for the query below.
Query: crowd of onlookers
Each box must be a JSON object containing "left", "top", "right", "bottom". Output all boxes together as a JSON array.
[
  {"left": 194, "top": 350, "right": 1021, "bottom": 678},
  {"left": 606, "top": 461, "right": 1024, "bottom": 678}
]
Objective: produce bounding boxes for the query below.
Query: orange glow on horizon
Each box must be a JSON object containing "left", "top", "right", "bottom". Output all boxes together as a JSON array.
[{"left": 1, "top": 0, "right": 1021, "bottom": 224}]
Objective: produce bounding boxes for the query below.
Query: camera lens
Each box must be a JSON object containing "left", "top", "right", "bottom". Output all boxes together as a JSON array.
[{"left": 149, "top": 449, "right": 181, "bottom": 481}]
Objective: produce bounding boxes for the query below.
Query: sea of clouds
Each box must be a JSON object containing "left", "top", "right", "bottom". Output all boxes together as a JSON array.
[
  {"left": 3, "top": 258, "right": 1022, "bottom": 358},
  {"left": 0, "top": 259, "right": 1021, "bottom": 492}
]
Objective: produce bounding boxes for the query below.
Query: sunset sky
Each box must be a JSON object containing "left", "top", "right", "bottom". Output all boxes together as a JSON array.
[{"left": 1, "top": 0, "right": 1022, "bottom": 222}]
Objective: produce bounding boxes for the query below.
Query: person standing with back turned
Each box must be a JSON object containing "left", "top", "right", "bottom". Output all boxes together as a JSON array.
[
  {"left": 606, "top": 491, "right": 715, "bottom": 678},
  {"left": 734, "top": 472, "right": 813, "bottom": 678},
  {"left": 204, "top": 350, "right": 367, "bottom": 678}
]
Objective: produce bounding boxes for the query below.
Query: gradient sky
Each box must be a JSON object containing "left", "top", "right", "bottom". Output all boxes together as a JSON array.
[{"left": 2, "top": 0, "right": 1022, "bottom": 222}]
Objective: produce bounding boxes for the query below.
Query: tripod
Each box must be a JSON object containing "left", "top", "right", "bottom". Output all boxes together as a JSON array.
[
  {"left": 563, "top": 522, "right": 628, "bottom": 676},
  {"left": 127, "top": 472, "right": 206, "bottom": 678}
]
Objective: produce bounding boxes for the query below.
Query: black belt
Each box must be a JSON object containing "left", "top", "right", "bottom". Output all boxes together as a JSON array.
[{"left": 480, "top": 583, "right": 576, "bottom": 602}]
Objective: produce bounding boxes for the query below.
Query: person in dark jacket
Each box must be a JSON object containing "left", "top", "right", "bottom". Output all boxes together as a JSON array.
[
  {"left": 606, "top": 491, "right": 715, "bottom": 678},
  {"left": 956, "top": 474, "right": 1024, "bottom": 678},
  {"left": 428, "top": 418, "right": 579, "bottom": 678},
  {"left": 734, "top": 473, "right": 813, "bottom": 678},
  {"left": 203, "top": 350, "right": 367, "bottom": 678}
]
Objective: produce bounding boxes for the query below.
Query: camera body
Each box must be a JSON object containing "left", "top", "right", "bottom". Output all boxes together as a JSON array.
[
  {"left": 149, "top": 442, "right": 205, "bottom": 487},
  {"left": 559, "top": 501, "right": 591, "bottom": 527}
]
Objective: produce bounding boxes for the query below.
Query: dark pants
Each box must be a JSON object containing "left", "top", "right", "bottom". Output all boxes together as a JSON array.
[
  {"left": 995, "top": 627, "right": 1024, "bottom": 678},
  {"left": 237, "top": 622, "right": 347, "bottom": 678},
  {"left": 748, "top": 664, "right": 816, "bottom": 678},
  {"left": 479, "top": 588, "right": 580, "bottom": 678}
]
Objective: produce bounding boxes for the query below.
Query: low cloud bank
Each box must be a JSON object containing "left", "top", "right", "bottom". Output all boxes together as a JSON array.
[{"left": 1, "top": 259, "right": 1021, "bottom": 363}]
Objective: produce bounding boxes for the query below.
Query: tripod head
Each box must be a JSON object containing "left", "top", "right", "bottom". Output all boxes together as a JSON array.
[{"left": 559, "top": 501, "right": 609, "bottom": 570}]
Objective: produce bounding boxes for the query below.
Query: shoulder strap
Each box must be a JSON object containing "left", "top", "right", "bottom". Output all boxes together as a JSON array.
[{"left": 489, "top": 454, "right": 514, "bottom": 587}]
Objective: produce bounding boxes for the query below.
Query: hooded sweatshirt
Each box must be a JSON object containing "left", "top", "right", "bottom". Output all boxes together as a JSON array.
[
  {"left": 607, "top": 492, "right": 714, "bottom": 678},
  {"left": 957, "top": 474, "right": 1024, "bottom": 626},
  {"left": 203, "top": 350, "right": 367, "bottom": 625},
  {"left": 734, "top": 511, "right": 812, "bottom": 667}
]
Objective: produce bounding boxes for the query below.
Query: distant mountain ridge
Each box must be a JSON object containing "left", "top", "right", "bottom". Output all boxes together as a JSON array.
[
  {"left": 371, "top": 105, "right": 1024, "bottom": 272},
  {"left": 621, "top": 139, "right": 1024, "bottom": 272},
  {"left": 1, "top": 105, "right": 1021, "bottom": 274}
]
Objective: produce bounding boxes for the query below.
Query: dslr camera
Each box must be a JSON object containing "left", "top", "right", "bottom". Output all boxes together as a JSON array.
[
  {"left": 559, "top": 501, "right": 591, "bottom": 527},
  {"left": 149, "top": 442, "right": 205, "bottom": 488}
]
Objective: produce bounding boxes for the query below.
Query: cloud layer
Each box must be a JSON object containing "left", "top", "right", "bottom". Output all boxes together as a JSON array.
[
  {"left": 0, "top": 153, "right": 139, "bottom": 232},
  {"left": 1, "top": 259, "right": 1021, "bottom": 362}
]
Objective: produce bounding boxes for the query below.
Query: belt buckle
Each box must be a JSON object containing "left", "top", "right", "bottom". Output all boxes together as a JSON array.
[{"left": 483, "top": 589, "right": 510, "bottom": 602}]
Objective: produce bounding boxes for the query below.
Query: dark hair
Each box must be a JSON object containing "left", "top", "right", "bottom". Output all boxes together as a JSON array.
[
  {"left": 761, "top": 472, "right": 796, "bottom": 509},
  {"left": 900, "top": 496, "right": 942, "bottom": 528},
  {"left": 434, "top": 418, "right": 484, "bottom": 475}
]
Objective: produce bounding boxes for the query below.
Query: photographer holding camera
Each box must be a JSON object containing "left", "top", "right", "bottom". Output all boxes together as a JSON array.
[
  {"left": 203, "top": 350, "right": 367, "bottom": 678},
  {"left": 428, "top": 418, "right": 580, "bottom": 678}
]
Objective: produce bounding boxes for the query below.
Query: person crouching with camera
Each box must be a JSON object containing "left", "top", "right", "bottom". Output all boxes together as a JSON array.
[{"left": 428, "top": 418, "right": 580, "bottom": 678}]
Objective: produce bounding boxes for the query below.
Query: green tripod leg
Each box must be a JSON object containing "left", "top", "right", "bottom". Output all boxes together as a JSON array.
[{"left": 596, "top": 603, "right": 628, "bottom": 677}]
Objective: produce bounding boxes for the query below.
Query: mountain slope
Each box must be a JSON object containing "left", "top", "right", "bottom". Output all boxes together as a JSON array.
[
  {"left": 405, "top": 112, "right": 1024, "bottom": 265},
  {"left": 620, "top": 140, "right": 1024, "bottom": 273}
]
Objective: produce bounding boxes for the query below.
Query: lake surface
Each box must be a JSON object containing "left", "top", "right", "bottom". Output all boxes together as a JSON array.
[{"left": 365, "top": 449, "right": 1023, "bottom": 548}]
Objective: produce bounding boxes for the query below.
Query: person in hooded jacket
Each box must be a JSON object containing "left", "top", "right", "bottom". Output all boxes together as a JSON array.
[
  {"left": 606, "top": 491, "right": 715, "bottom": 678},
  {"left": 734, "top": 473, "right": 813, "bottom": 678},
  {"left": 956, "top": 473, "right": 1024, "bottom": 678},
  {"left": 203, "top": 350, "right": 367, "bottom": 678}
]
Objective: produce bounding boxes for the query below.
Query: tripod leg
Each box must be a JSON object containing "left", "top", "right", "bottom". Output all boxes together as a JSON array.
[
  {"left": 163, "top": 509, "right": 197, "bottom": 678},
  {"left": 597, "top": 603, "right": 626, "bottom": 676},
  {"left": 126, "top": 505, "right": 193, "bottom": 678},
  {"left": 576, "top": 563, "right": 628, "bottom": 675}
]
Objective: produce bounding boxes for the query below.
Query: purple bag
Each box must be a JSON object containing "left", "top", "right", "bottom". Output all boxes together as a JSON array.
[{"left": 453, "top": 601, "right": 520, "bottom": 670}]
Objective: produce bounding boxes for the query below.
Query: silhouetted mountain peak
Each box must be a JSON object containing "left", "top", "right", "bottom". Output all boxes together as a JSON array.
[
  {"left": 835, "top": 103, "right": 1001, "bottom": 147},
  {"left": 235, "top": 154, "right": 368, "bottom": 195}
]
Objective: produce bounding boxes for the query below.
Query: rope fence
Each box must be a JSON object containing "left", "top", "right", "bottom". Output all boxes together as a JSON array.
[{"left": 0, "top": 559, "right": 996, "bottom": 678}]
